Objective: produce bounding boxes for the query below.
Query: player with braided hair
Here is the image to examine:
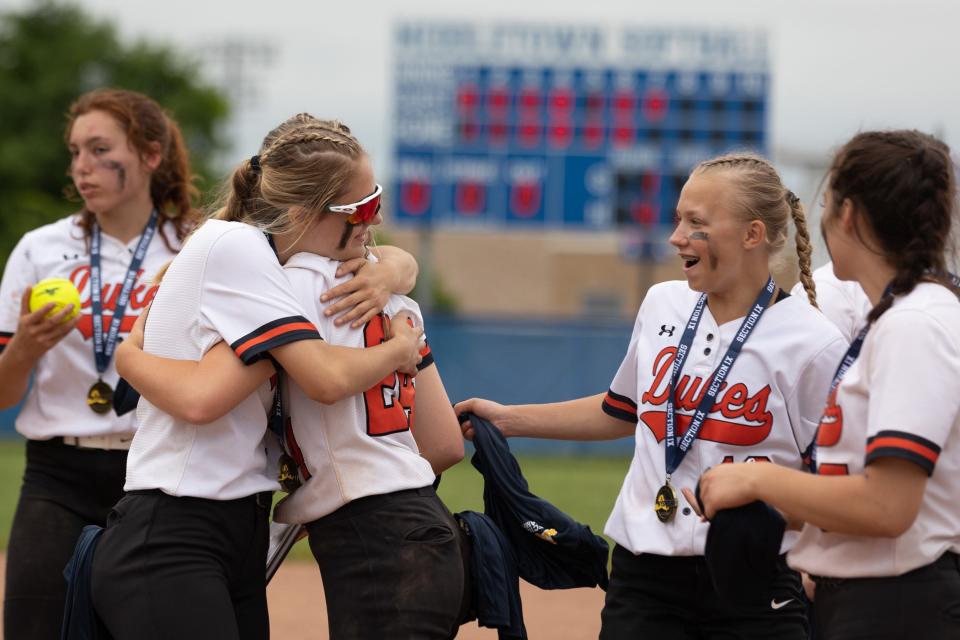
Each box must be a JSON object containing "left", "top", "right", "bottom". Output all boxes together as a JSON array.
[
  {"left": 457, "top": 152, "right": 847, "bottom": 637},
  {"left": 89, "top": 114, "right": 425, "bottom": 638},
  {"left": 697, "top": 130, "right": 960, "bottom": 640}
]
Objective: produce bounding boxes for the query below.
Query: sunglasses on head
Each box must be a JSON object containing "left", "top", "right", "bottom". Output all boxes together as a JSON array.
[{"left": 327, "top": 184, "right": 383, "bottom": 225}]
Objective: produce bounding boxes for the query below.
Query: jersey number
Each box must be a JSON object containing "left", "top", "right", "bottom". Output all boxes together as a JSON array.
[{"left": 362, "top": 315, "right": 415, "bottom": 436}]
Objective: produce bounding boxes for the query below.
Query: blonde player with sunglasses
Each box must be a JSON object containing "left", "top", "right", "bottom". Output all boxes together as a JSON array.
[
  {"left": 106, "top": 116, "right": 467, "bottom": 639},
  {"left": 89, "top": 116, "right": 425, "bottom": 640}
]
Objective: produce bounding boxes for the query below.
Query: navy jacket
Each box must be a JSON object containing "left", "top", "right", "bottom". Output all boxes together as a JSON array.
[
  {"left": 455, "top": 413, "right": 609, "bottom": 638},
  {"left": 62, "top": 525, "right": 112, "bottom": 640}
]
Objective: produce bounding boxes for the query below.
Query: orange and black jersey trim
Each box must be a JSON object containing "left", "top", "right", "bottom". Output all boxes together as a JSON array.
[
  {"left": 865, "top": 429, "right": 941, "bottom": 476},
  {"left": 417, "top": 342, "right": 434, "bottom": 371},
  {"left": 231, "top": 316, "right": 321, "bottom": 365},
  {"left": 0, "top": 331, "right": 11, "bottom": 354},
  {"left": 602, "top": 389, "right": 638, "bottom": 424}
]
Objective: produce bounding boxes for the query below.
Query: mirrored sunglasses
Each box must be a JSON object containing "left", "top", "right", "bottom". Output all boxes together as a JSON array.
[{"left": 327, "top": 184, "right": 383, "bottom": 225}]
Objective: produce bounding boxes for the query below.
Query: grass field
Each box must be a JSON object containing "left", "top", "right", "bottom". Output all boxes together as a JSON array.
[{"left": 0, "top": 438, "right": 632, "bottom": 562}]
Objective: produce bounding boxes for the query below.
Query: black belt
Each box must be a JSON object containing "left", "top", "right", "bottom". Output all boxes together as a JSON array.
[{"left": 126, "top": 488, "right": 274, "bottom": 509}]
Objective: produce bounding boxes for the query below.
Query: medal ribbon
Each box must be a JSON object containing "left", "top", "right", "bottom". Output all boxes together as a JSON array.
[
  {"left": 664, "top": 276, "right": 776, "bottom": 477},
  {"left": 90, "top": 209, "right": 159, "bottom": 375},
  {"left": 808, "top": 273, "right": 960, "bottom": 470}
]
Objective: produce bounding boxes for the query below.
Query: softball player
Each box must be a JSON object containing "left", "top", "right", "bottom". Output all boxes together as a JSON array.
[
  {"left": 114, "top": 117, "right": 467, "bottom": 639},
  {"left": 458, "top": 153, "right": 848, "bottom": 638},
  {"left": 90, "top": 120, "right": 424, "bottom": 640},
  {"left": 0, "top": 88, "right": 199, "bottom": 639},
  {"left": 275, "top": 254, "right": 466, "bottom": 639},
  {"left": 790, "top": 261, "right": 871, "bottom": 342},
  {"left": 697, "top": 130, "right": 960, "bottom": 640}
]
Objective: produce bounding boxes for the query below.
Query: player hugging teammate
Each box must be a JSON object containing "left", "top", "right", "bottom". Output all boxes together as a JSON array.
[{"left": 96, "top": 115, "right": 467, "bottom": 639}]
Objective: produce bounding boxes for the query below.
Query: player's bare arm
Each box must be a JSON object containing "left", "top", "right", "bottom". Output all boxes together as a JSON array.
[
  {"left": 456, "top": 393, "right": 635, "bottom": 441},
  {"left": 321, "top": 245, "right": 419, "bottom": 328},
  {"left": 115, "top": 338, "right": 274, "bottom": 425},
  {"left": 409, "top": 364, "right": 464, "bottom": 474},
  {"left": 696, "top": 457, "right": 928, "bottom": 537},
  {"left": 271, "top": 314, "right": 422, "bottom": 405},
  {"left": 0, "top": 287, "right": 79, "bottom": 409}
]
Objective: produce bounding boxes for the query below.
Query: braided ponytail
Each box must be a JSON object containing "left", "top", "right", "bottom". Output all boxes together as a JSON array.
[
  {"left": 828, "top": 130, "right": 956, "bottom": 325},
  {"left": 787, "top": 191, "right": 818, "bottom": 307},
  {"left": 207, "top": 114, "right": 366, "bottom": 237}
]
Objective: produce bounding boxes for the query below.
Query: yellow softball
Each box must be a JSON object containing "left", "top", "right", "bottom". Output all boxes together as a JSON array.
[{"left": 29, "top": 278, "right": 81, "bottom": 322}]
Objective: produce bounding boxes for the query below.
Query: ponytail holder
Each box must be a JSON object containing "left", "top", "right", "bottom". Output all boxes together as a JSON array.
[
  {"left": 250, "top": 155, "right": 261, "bottom": 173},
  {"left": 786, "top": 190, "right": 800, "bottom": 207}
]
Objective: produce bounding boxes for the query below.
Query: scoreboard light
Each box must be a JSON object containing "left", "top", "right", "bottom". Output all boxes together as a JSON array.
[
  {"left": 519, "top": 88, "right": 541, "bottom": 111},
  {"left": 517, "top": 122, "right": 542, "bottom": 148},
  {"left": 549, "top": 87, "right": 574, "bottom": 112},
  {"left": 612, "top": 126, "right": 634, "bottom": 147},
  {"left": 510, "top": 181, "right": 542, "bottom": 218},
  {"left": 582, "top": 122, "right": 604, "bottom": 148},
  {"left": 399, "top": 181, "right": 431, "bottom": 217},
  {"left": 613, "top": 90, "right": 636, "bottom": 114},
  {"left": 549, "top": 123, "right": 573, "bottom": 148},
  {"left": 642, "top": 88, "right": 669, "bottom": 123},
  {"left": 489, "top": 121, "right": 509, "bottom": 145},
  {"left": 487, "top": 87, "right": 510, "bottom": 112},
  {"left": 455, "top": 181, "right": 486, "bottom": 215},
  {"left": 458, "top": 121, "right": 480, "bottom": 143},
  {"left": 457, "top": 84, "right": 480, "bottom": 111}
]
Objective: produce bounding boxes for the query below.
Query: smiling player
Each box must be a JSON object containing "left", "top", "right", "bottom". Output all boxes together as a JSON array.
[{"left": 457, "top": 153, "right": 848, "bottom": 638}]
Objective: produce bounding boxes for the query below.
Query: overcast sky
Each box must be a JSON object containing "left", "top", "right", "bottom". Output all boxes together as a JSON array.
[{"left": 10, "top": 0, "right": 957, "bottom": 174}]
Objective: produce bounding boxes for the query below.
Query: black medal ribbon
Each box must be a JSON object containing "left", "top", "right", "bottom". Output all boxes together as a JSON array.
[
  {"left": 88, "top": 209, "right": 159, "bottom": 413},
  {"left": 657, "top": 276, "right": 776, "bottom": 522}
]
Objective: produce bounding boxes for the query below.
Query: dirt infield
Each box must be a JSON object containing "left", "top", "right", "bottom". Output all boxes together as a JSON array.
[{"left": 0, "top": 554, "right": 604, "bottom": 638}]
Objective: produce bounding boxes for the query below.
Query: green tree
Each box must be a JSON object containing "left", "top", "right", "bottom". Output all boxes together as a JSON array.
[{"left": 0, "top": 0, "right": 230, "bottom": 265}]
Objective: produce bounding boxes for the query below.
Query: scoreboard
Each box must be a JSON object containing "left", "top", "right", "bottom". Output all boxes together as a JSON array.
[{"left": 393, "top": 23, "right": 768, "bottom": 229}]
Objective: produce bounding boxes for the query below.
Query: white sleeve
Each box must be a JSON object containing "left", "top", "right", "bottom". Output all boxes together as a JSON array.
[
  {"left": 863, "top": 309, "right": 960, "bottom": 476},
  {"left": 0, "top": 235, "right": 38, "bottom": 346},
  {"left": 601, "top": 311, "right": 642, "bottom": 424},
  {"left": 200, "top": 228, "right": 322, "bottom": 365},
  {"left": 788, "top": 334, "right": 848, "bottom": 459},
  {"left": 813, "top": 279, "right": 865, "bottom": 343}
]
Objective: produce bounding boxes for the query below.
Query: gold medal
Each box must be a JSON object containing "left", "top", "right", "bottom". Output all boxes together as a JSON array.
[
  {"left": 277, "top": 453, "right": 301, "bottom": 493},
  {"left": 654, "top": 482, "right": 678, "bottom": 523},
  {"left": 87, "top": 380, "right": 114, "bottom": 415}
]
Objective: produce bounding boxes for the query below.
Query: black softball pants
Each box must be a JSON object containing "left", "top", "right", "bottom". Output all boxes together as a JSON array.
[
  {"left": 4, "top": 438, "right": 127, "bottom": 640},
  {"left": 600, "top": 544, "right": 809, "bottom": 639},
  {"left": 91, "top": 489, "right": 271, "bottom": 640},
  {"left": 812, "top": 552, "right": 960, "bottom": 640},
  {"left": 305, "top": 485, "right": 468, "bottom": 640}
]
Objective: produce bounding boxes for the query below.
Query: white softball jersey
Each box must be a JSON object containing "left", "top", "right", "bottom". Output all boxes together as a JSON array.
[
  {"left": 124, "top": 220, "right": 321, "bottom": 500},
  {"left": 601, "top": 280, "right": 848, "bottom": 557},
  {"left": 273, "top": 252, "right": 436, "bottom": 525},
  {"left": 789, "top": 283, "right": 960, "bottom": 578},
  {"left": 790, "top": 263, "right": 872, "bottom": 343},
  {"left": 0, "top": 214, "right": 178, "bottom": 439}
]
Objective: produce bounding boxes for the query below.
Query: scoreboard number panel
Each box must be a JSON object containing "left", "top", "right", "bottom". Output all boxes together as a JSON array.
[{"left": 394, "top": 23, "right": 768, "bottom": 229}]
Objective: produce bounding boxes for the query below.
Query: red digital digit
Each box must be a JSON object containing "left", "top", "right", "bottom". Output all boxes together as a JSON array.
[{"left": 362, "top": 315, "right": 416, "bottom": 437}]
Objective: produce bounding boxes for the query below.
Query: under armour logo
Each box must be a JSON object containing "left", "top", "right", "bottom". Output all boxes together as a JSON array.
[{"left": 659, "top": 325, "right": 676, "bottom": 337}]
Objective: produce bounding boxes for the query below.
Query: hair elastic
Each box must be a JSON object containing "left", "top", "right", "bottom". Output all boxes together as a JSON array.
[{"left": 250, "top": 155, "right": 261, "bottom": 173}]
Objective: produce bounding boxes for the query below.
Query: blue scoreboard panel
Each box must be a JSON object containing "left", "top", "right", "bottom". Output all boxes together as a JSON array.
[{"left": 393, "top": 24, "right": 768, "bottom": 229}]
